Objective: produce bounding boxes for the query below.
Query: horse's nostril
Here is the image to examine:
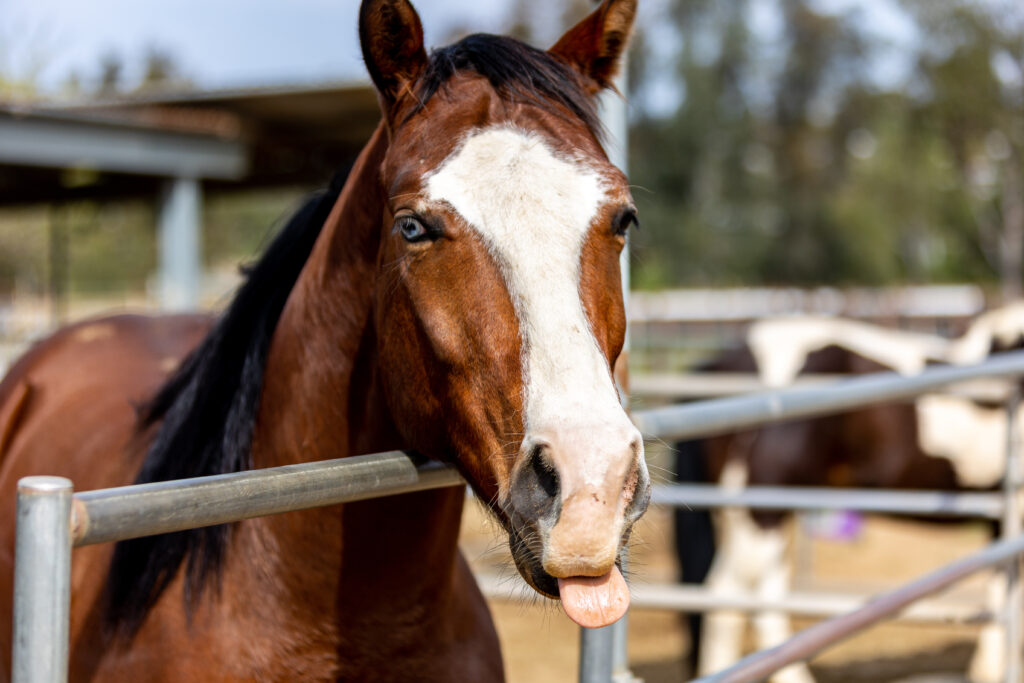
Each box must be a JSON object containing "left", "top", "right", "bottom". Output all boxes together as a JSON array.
[
  {"left": 624, "top": 455, "right": 651, "bottom": 526},
  {"left": 511, "top": 441, "right": 561, "bottom": 524},
  {"left": 530, "top": 443, "right": 560, "bottom": 500}
]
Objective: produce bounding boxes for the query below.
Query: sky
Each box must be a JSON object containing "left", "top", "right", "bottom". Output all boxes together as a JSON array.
[
  {"left": 0, "top": 0, "right": 918, "bottom": 104},
  {"left": 0, "top": 0, "right": 510, "bottom": 91}
]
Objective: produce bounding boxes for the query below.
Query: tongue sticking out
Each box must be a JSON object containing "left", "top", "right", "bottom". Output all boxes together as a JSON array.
[{"left": 557, "top": 565, "right": 630, "bottom": 628}]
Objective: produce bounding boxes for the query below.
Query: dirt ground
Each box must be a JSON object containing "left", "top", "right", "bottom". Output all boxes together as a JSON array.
[{"left": 459, "top": 498, "right": 998, "bottom": 682}]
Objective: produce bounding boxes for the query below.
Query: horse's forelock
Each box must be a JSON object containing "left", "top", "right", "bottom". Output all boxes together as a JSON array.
[{"left": 408, "top": 34, "right": 602, "bottom": 141}]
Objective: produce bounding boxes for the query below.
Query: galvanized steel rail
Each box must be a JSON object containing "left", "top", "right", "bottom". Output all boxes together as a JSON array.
[
  {"left": 651, "top": 483, "right": 1006, "bottom": 518},
  {"left": 477, "top": 573, "right": 994, "bottom": 624},
  {"left": 631, "top": 348, "right": 1024, "bottom": 441},
  {"left": 692, "top": 532, "right": 1024, "bottom": 683},
  {"left": 71, "top": 451, "right": 463, "bottom": 547},
  {"left": 627, "top": 582, "right": 992, "bottom": 624}
]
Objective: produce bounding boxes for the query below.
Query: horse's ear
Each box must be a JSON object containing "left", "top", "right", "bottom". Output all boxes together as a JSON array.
[
  {"left": 549, "top": 0, "right": 637, "bottom": 94},
  {"left": 359, "top": 0, "right": 428, "bottom": 109}
]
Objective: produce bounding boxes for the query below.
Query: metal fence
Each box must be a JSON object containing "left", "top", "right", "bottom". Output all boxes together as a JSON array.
[
  {"left": 628, "top": 351, "right": 1024, "bottom": 683},
  {"left": 12, "top": 350, "right": 1024, "bottom": 683}
]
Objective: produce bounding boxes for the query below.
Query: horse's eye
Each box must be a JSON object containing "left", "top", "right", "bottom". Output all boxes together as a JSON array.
[
  {"left": 396, "top": 216, "right": 432, "bottom": 243},
  {"left": 613, "top": 208, "right": 639, "bottom": 237}
]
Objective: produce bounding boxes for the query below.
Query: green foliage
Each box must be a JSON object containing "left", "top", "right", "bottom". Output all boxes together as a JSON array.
[
  {"left": 62, "top": 203, "right": 149, "bottom": 294},
  {"left": 628, "top": 0, "right": 1024, "bottom": 295},
  {"left": 0, "top": 189, "right": 305, "bottom": 301},
  {"left": 0, "top": 209, "right": 48, "bottom": 296},
  {"left": 203, "top": 188, "right": 310, "bottom": 268}
]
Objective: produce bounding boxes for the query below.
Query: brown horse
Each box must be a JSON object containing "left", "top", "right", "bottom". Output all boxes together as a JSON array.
[{"left": 0, "top": 1, "right": 649, "bottom": 679}]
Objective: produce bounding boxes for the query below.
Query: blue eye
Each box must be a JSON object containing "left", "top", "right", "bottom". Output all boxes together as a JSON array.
[{"left": 397, "top": 216, "right": 430, "bottom": 243}]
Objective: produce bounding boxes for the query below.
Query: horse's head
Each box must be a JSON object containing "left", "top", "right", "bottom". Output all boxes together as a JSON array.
[{"left": 360, "top": 0, "right": 649, "bottom": 628}]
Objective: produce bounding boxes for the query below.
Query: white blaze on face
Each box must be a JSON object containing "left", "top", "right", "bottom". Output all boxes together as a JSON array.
[{"left": 426, "top": 126, "right": 630, "bottom": 481}]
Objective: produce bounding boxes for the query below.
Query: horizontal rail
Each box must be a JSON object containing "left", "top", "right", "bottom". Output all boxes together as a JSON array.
[
  {"left": 694, "top": 531, "right": 1024, "bottom": 683},
  {"left": 651, "top": 483, "right": 1005, "bottom": 518},
  {"left": 631, "top": 373, "right": 1016, "bottom": 402},
  {"left": 474, "top": 573, "right": 992, "bottom": 625},
  {"left": 631, "top": 349, "right": 1024, "bottom": 441},
  {"left": 627, "top": 582, "right": 991, "bottom": 625},
  {"left": 72, "top": 452, "right": 464, "bottom": 546},
  {"left": 626, "top": 286, "right": 984, "bottom": 323},
  {"left": 631, "top": 373, "right": 845, "bottom": 398}
]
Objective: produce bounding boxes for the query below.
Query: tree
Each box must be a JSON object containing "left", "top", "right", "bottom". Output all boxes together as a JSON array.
[
  {"left": 137, "top": 47, "right": 192, "bottom": 93},
  {"left": 625, "top": 0, "right": 1024, "bottom": 293},
  {"left": 902, "top": 0, "right": 1024, "bottom": 300},
  {"left": 98, "top": 52, "right": 123, "bottom": 97}
]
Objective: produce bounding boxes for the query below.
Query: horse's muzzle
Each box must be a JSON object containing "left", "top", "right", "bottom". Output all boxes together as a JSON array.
[{"left": 503, "top": 422, "right": 650, "bottom": 626}]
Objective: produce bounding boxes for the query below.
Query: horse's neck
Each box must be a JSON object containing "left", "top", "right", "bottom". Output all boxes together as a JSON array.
[
  {"left": 238, "top": 122, "right": 466, "bottom": 634},
  {"left": 255, "top": 122, "right": 398, "bottom": 465}
]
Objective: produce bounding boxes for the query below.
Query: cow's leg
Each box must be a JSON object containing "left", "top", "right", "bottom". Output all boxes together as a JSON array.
[
  {"left": 698, "top": 509, "right": 752, "bottom": 676},
  {"left": 970, "top": 570, "right": 1007, "bottom": 683},
  {"left": 751, "top": 523, "right": 815, "bottom": 683},
  {"left": 699, "top": 456, "right": 815, "bottom": 681},
  {"left": 698, "top": 458, "right": 752, "bottom": 676}
]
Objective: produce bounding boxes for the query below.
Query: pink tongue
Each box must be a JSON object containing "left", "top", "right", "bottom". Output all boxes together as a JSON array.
[{"left": 556, "top": 565, "right": 629, "bottom": 628}]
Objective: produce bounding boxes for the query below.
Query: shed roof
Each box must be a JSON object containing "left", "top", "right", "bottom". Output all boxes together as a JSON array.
[{"left": 0, "top": 81, "right": 381, "bottom": 205}]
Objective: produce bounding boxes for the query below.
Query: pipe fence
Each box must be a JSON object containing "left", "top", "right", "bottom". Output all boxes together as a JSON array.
[
  {"left": 627, "top": 350, "right": 1024, "bottom": 683},
  {"left": 12, "top": 349, "right": 1024, "bottom": 683},
  {"left": 692, "top": 531, "right": 1024, "bottom": 683}
]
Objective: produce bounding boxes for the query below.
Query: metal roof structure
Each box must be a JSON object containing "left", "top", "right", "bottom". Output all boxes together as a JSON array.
[
  {"left": 0, "top": 81, "right": 381, "bottom": 205},
  {"left": 0, "top": 82, "right": 381, "bottom": 310},
  {"left": 0, "top": 107, "right": 247, "bottom": 181}
]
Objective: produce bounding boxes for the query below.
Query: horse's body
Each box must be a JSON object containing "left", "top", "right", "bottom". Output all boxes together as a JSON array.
[
  {"left": 0, "top": 135, "right": 500, "bottom": 683},
  {"left": 677, "top": 313, "right": 1024, "bottom": 683},
  {"left": 0, "top": 2, "right": 649, "bottom": 680}
]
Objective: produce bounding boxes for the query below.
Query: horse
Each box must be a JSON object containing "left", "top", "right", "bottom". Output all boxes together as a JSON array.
[
  {"left": 674, "top": 312, "right": 1024, "bottom": 683},
  {"left": 0, "top": 1, "right": 650, "bottom": 679}
]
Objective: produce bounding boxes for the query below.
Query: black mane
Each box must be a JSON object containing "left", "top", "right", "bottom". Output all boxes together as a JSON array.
[
  {"left": 104, "top": 31, "right": 601, "bottom": 638},
  {"left": 415, "top": 33, "right": 602, "bottom": 139},
  {"left": 104, "top": 174, "right": 345, "bottom": 636}
]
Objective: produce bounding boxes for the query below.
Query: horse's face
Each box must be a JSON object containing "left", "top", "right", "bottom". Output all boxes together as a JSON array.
[{"left": 361, "top": 0, "right": 649, "bottom": 628}]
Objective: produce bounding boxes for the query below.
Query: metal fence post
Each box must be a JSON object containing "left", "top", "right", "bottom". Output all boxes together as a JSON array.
[
  {"left": 580, "top": 625, "right": 616, "bottom": 683},
  {"left": 1005, "top": 389, "right": 1023, "bottom": 683},
  {"left": 577, "top": 560, "right": 636, "bottom": 683},
  {"left": 12, "top": 476, "right": 73, "bottom": 683},
  {"left": 611, "top": 610, "right": 632, "bottom": 683}
]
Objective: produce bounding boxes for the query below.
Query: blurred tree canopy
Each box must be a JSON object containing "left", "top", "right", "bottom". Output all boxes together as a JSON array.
[
  {"left": 627, "top": 0, "right": 1024, "bottom": 298},
  {"left": 2, "top": 1, "right": 1021, "bottom": 303}
]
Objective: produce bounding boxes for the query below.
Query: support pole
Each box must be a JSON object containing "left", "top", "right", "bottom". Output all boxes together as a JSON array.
[
  {"left": 580, "top": 624, "right": 616, "bottom": 683},
  {"left": 1004, "top": 389, "right": 1022, "bottom": 683},
  {"left": 12, "top": 476, "right": 73, "bottom": 683},
  {"left": 157, "top": 177, "right": 202, "bottom": 311}
]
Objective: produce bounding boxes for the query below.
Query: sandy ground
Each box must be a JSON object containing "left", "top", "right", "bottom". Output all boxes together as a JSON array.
[{"left": 460, "top": 498, "right": 999, "bottom": 682}]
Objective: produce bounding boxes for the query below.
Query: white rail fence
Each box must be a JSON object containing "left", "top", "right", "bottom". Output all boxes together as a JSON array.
[{"left": 12, "top": 350, "right": 1024, "bottom": 683}]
